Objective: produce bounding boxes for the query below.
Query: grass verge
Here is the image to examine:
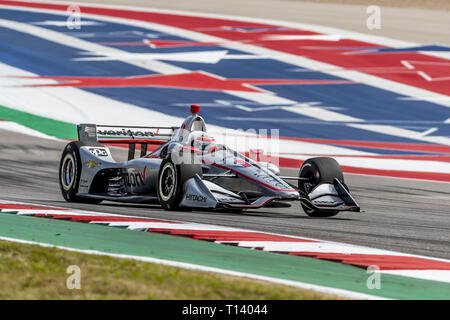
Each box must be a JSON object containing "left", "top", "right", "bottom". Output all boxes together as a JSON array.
[{"left": 0, "top": 239, "right": 342, "bottom": 300}]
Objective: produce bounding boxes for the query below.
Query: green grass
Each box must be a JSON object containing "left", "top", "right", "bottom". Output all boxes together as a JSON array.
[{"left": 0, "top": 240, "right": 343, "bottom": 300}]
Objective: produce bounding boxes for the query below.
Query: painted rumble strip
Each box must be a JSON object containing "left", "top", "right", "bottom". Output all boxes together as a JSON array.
[
  {"left": 1, "top": 201, "right": 450, "bottom": 287},
  {"left": 0, "top": 1, "right": 448, "bottom": 183},
  {"left": 0, "top": 235, "right": 382, "bottom": 300}
]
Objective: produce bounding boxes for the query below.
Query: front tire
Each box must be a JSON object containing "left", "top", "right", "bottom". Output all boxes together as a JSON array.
[
  {"left": 157, "top": 157, "right": 202, "bottom": 210},
  {"left": 298, "top": 157, "right": 344, "bottom": 217}
]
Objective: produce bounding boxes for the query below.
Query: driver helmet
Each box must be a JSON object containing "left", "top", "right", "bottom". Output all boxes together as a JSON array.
[{"left": 190, "top": 132, "right": 218, "bottom": 154}]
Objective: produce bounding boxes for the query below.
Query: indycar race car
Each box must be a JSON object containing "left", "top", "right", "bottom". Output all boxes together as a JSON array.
[{"left": 59, "top": 104, "right": 360, "bottom": 217}]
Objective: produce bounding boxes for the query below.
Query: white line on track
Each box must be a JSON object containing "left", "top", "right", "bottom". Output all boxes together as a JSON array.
[
  {"left": 0, "top": 63, "right": 448, "bottom": 174},
  {"left": 15, "top": 0, "right": 450, "bottom": 59},
  {"left": 3, "top": 200, "right": 450, "bottom": 265},
  {"left": 0, "top": 18, "right": 185, "bottom": 74},
  {"left": 3, "top": 198, "right": 450, "bottom": 289},
  {"left": 0, "top": 235, "right": 383, "bottom": 300},
  {"left": 1, "top": 4, "right": 449, "bottom": 146},
  {"left": 0, "top": 17, "right": 365, "bottom": 125},
  {"left": 381, "top": 270, "right": 450, "bottom": 284},
  {"left": 0, "top": 2, "right": 449, "bottom": 181}
]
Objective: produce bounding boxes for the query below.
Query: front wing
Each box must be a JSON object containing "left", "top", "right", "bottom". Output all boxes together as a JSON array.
[{"left": 179, "top": 175, "right": 360, "bottom": 212}]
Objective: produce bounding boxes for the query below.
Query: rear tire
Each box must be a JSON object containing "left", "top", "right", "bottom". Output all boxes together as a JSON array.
[
  {"left": 298, "top": 157, "right": 343, "bottom": 217},
  {"left": 59, "top": 142, "right": 102, "bottom": 204},
  {"left": 157, "top": 157, "right": 201, "bottom": 210}
]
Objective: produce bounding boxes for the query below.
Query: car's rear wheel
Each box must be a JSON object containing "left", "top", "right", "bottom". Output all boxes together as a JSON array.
[
  {"left": 298, "top": 157, "right": 343, "bottom": 217},
  {"left": 59, "top": 142, "right": 102, "bottom": 204}
]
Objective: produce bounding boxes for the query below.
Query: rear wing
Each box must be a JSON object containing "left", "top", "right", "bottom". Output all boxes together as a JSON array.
[{"left": 78, "top": 124, "right": 176, "bottom": 159}]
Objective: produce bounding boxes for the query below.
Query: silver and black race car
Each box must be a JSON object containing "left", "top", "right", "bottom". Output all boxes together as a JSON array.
[{"left": 59, "top": 104, "right": 360, "bottom": 217}]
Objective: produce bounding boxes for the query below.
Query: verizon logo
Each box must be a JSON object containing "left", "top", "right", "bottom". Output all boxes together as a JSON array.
[{"left": 97, "top": 129, "right": 157, "bottom": 137}]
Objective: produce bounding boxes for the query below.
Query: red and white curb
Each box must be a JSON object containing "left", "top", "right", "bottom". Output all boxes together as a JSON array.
[{"left": 1, "top": 200, "right": 450, "bottom": 284}]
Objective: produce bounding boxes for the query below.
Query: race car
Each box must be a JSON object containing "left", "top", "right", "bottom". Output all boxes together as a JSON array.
[{"left": 59, "top": 104, "right": 360, "bottom": 217}]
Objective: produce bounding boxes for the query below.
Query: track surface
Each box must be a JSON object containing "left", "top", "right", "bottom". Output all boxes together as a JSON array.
[
  {"left": 0, "top": 1, "right": 448, "bottom": 267},
  {"left": 2, "top": 130, "right": 449, "bottom": 260}
]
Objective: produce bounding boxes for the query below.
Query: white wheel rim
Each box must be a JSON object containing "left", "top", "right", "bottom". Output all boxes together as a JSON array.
[
  {"left": 159, "top": 163, "right": 176, "bottom": 201},
  {"left": 61, "top": 154, "right": 75, "bottom": 191}
]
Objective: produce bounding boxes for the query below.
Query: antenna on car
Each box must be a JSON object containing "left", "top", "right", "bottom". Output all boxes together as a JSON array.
[{"left": 190, "top": 104, "right": 200, "bottom": 114}]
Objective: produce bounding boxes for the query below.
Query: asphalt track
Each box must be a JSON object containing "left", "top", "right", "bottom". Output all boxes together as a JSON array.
[
  {"left": 0, "top": 0, "right": 448, "bottom": 273},
  {"left": 1, "top": 130, "right": 449, "bottom": 260}
]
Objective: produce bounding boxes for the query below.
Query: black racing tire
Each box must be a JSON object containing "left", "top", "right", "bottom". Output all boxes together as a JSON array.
[
  {"left": 157, "top": 157, "right": 202, "bottom": 210},
  {"left": 59, "top": 142, "right": 102, "bottom": 204},
  {"left": 298, "top": 157, "right": 344, "bottom": 217}
]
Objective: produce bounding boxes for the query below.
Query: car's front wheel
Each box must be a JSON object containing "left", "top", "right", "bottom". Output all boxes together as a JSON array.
[
  {"left": 157, "top": 157, "right": 202, "bottom": 210},
  {"left": 157, "top": 159, "right": 181, "bottom": 210},
  {"left": 298, "top": 157, "right": 344, "bottom": 217}
]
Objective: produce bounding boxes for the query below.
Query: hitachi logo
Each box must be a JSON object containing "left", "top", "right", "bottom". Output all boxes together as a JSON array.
[{"left": 185, "top": 194, "right": 206, "bottom": 202}]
